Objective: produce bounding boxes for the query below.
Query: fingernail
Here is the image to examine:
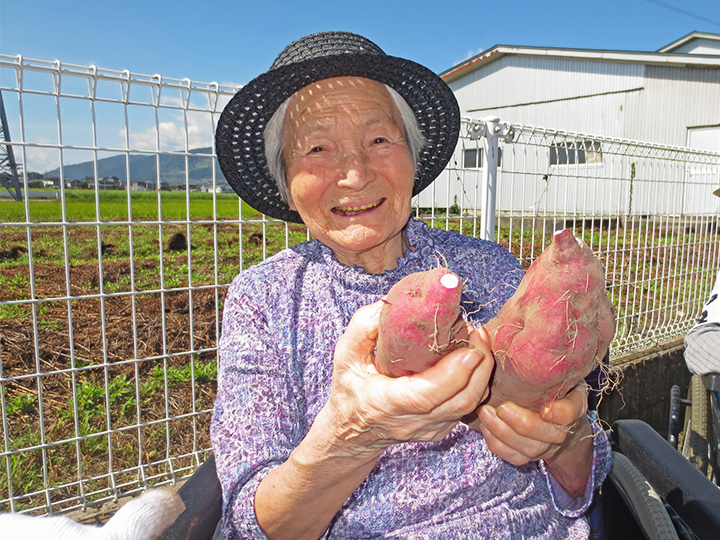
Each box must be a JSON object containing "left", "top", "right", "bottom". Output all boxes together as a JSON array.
[
  {"left": 497, "top": 404, "right": 516, "bottom": 422},
  {"left": 461, "top": 348, "right": 483, "bottom": 370},
  {"left": 479, "top": 405, "right": 496, "bottom": 424},
  {"left": 540, "top": 404, "right": 553, "bottom": 422}
]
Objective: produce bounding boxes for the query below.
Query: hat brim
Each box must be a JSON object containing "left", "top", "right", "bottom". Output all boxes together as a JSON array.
[{"left": 216, "top": 53, "right": 460, "bottom": 223}]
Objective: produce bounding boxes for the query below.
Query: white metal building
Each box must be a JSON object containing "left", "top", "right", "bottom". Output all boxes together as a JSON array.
[
  {"left": 442, "top": 31, "right": 720, "bottom": 150},
  {"left": 415, "top": 32, "right": 720, "bottom": 212}
]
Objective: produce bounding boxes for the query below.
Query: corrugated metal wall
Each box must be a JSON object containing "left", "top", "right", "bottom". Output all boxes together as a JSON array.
[
  {"left": 415, "top": 120, "right": 720, "bottom": 216},
  {"left": 447, "top": 56, "right": 644, "bottom": 136},
  {"left": 447, "top": 54, "right": 720, "bottom": 149},
  {"left": 624, "top": 65, "right": 720, "bottom": 146}
]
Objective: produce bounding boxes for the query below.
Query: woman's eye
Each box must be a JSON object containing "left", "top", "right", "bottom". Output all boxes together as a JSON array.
[
  {"left": 372, "top": 137, "right": 387, "bottom": 145},
  {"left": 309, "top": 146, "right": 324, "bottom": 153}
]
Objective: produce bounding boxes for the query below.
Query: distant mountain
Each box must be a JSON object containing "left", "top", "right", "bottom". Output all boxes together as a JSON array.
[{"left": 44, "top": 147, "right": 229, "bottom": 186}]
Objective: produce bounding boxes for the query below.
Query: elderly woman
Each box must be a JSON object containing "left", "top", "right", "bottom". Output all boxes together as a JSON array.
[{"left": 211, "top": 31, "right": 610, "bottom": 540}]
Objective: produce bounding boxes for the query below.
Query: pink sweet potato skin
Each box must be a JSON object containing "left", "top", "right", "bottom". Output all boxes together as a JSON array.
[
  {"left": 484, "top": 229, "right": 615, "bottom": 411},
  {"left": 375, "top": 267, "right": 469, "bottom": 377}
]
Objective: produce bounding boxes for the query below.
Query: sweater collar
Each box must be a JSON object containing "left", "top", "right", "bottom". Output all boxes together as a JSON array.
[{"left": 317, "top": 218, "right": 436, "bottom": 289}]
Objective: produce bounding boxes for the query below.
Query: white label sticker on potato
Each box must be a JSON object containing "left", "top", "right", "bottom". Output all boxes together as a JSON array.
[{"left": 440, "top": 273, "right": 460, "bottom": 290}]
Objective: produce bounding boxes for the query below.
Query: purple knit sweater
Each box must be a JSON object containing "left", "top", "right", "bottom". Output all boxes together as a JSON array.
[{"left": 210, "top": 219, "right": 611, "bottom": 539}]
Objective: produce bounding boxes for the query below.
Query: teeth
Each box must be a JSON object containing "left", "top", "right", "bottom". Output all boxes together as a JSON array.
[{"left": 337, "top": 200, "right": 381, "bottom": 212}]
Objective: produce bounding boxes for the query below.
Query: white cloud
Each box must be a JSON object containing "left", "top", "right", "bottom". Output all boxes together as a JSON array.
[
  {"left": 122, "top": 111, "right": 215, "bottom": 152},
  {"left": 120, "top": 94, "right": 225, "bottom": 152},
  {"left": 219, "top": 81, "right": 243, "bottom": 89},
  {"left": 20, "top": 137, "right": 60, "bottom": 174}
]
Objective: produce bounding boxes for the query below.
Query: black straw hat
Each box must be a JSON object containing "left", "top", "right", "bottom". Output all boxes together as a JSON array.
[{"left": 215, "top": 31, "right": 461, "bottom": 223}]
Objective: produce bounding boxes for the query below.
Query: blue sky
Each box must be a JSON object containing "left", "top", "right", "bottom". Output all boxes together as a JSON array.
[
  {"left": 1, "top": 0, "right": 719, "bottom": 173},
  {"left": 3, "top": 0, "right": 720, "bottom": 86}
]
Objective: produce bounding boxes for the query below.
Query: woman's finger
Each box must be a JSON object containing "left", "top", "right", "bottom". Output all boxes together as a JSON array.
[
  {"left": 479, "top": 426, "right": 531, "bottom": 466},
  {"left": 437, "top": 326, "right": 495, "bottom": 415},
  {"left": 333, "top": 301, "right": 384, "bottom": 368},
  {"left": 477, "top": 407, "right": 559, "bottom": 465},
  {"left": 495, "top": 402, "right": 571, "bottom": 444},
  {"left": 478, "top": 404, "right": 565, "bottom": 463},
  {"left": 477, "top": 380, "right": 593, "bottom": 464},
  {"left": 386, "top": 347, "right": 484, "bottom": 414},
  {"left": 404, "top": 326, "right": 494, "bottom": 412},
  {"left": 540, "top": 382, "right": 589, "bottom": 426}
]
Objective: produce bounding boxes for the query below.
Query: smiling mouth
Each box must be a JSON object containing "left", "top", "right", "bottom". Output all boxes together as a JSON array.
[{"left": 332, "top": 199, "right": 385, "bottom": 216}]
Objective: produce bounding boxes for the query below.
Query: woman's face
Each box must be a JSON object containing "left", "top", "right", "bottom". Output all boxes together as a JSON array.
[{"left": 283, "top": 77, "right": 415, "bottom": 273}]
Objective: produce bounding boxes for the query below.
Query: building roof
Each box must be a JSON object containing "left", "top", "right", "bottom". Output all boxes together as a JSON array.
[
  {"left": 658, "top": 31, "right": 720, "bottom": 53},
  {"left": 441, "top": 32, "right": 720, "bottom": 84}
]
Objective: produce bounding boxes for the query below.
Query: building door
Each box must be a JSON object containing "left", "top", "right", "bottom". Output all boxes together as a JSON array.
[{"left": 688, "top": 126, "right": 720, "bottom": 152}]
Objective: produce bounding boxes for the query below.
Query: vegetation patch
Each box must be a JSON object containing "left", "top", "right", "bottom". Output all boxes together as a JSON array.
[{"left": 0, "top": 198, "right": 716, "bottom": 512}]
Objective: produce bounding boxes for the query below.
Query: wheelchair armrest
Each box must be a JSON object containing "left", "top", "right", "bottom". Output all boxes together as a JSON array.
[
  {"left": 612, "top": 419, "right": 720, "bottom": 540},
  {"left": 157, "top": 454, "right": 223, "bottom": 540}
]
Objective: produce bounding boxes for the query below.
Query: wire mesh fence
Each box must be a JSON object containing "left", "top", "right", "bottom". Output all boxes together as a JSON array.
[
  {"left": 420, "top": 119, "right": 720, "bottom": 354},
  {"left": 1, "top": 55, "right": 719, "bottom": 515},
  {"left": 0, "top": 55, "right": 252, "bottom": 515}
]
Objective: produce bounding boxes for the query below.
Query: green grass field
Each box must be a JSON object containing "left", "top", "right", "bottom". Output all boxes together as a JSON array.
[
  {"left": 0, "top": 190, "right": 714, "bottom": 511},
  {"left": 0, "top": 189, "right": 259, "bottom": 222}
]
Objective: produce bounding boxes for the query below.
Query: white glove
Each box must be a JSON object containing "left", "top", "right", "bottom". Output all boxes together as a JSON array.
[{"left": 0, "top": 488, "right": 184, "bottom": 540}]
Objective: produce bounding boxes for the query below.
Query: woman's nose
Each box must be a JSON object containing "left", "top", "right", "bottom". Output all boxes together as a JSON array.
[{"left": 337, "top": 150, "right": 374, "bottom": 189}]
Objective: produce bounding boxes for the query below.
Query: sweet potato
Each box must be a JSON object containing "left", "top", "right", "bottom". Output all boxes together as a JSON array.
[
  {"left": 375, "top": 267, "right": 469, "bottom": 377},
  {"left": 374, "top": 230, "right": 614, "bottom": 420},
  {"left": 483, "top": 228, "right": 615, "bottom": 411}
]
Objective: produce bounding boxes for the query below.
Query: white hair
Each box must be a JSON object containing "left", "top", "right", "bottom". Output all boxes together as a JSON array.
[{"left": 264, "top": 84, "right": 426, "bottom": 206}]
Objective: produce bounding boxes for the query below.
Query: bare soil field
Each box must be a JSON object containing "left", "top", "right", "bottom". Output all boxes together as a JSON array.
[
  {"left": 0, "top": 221, "right": 306, "bottom": 512},
  {"left": 0, "top": 215, "right": 716, "bottom": 512}
]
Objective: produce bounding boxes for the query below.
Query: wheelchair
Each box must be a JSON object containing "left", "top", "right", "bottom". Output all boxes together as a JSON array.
[
  {"left": 157, "top": 417, "right": 720, "bottom": 540},
  {"left": 668, "top": 373, "right": 720, "bottom": 486}
]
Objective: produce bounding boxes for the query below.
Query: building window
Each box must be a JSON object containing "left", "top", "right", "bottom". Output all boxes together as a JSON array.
[
  {"left": 462, "top": 147, "right": 503, "bottom": 168},
  {"left": 464, "top": 148, "right": 482, "bottom": 168},
  {"left": 550, "top": 141, "right": 603, "bottom": 165}
]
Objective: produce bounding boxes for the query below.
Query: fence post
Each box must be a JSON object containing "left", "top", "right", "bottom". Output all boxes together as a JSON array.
[
  {"left": 470, "top": 116, "right": 505, "bottom": 241},
  {"left": 482, "top": 116, "right": 501, "bottom": 241}
]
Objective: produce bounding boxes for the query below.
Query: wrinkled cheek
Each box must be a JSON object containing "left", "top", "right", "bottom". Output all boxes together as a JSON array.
[
  {"left": 289, "top": 178, "right": 326, "bottom": 214},
  {"left": 397, "top": 192, "right": 413, "bottom": 215},
  {"left": 288, "top": 159, "right": 337, "bottom": 204}
]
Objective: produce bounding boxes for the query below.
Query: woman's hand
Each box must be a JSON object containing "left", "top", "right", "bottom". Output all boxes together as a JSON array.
[
  {"left": 255, "top": 301, "right": 495, "bottom": 540},
  {"left": 324, "top": 300, "right": 495, "bottom": 457},
  {"left": 476, "top": 382, "right": 594, "bottom": 497}
]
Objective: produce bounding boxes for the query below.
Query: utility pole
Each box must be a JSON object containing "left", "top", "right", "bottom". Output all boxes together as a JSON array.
[{"left": 0, "top": 90, "right": 22, "bottom": 202}]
